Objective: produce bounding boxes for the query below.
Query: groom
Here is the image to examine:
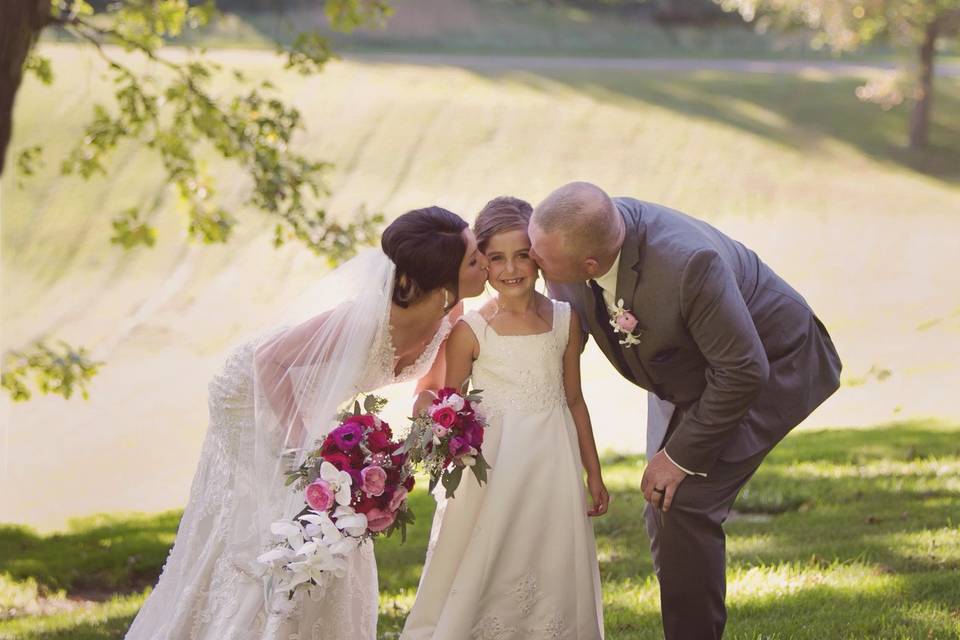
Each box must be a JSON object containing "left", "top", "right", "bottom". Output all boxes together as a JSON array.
[{"left": 528, "top": 182, "right": 841, "bottom": 639}]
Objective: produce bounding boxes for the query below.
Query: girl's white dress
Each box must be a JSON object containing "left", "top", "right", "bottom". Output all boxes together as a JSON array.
[{"left": 402, "top": 300, "right": 604, "bottom": 640}]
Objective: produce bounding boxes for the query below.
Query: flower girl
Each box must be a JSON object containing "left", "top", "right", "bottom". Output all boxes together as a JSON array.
[{"left": 402, "top": 196, "right": 607, "bottom": 639}]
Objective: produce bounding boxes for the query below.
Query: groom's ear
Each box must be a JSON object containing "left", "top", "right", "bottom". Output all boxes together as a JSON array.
[{"left": 583, "top": 257, "right": 601, "bottom": 278}]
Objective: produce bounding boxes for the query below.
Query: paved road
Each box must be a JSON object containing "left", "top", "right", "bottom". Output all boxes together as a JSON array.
[{"left": 350, "top": 53, "right": 960, "bottom": 77}]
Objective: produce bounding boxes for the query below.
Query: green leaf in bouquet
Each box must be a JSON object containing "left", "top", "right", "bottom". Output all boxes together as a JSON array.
[
  {"left": 471, "top": 453, "right": 490, "bottom": 486},
  {"left": 396, "top": 431, "right": 415, "bottom": 455},
  {"left": 353, "top": 400, "right": 362, "bottom": 416},
  {"left": 428, "top": 473, "right": 440, "bottom": 496},
  {"left": 442, "top": 465, "right": 464, "bottom": 499},
  {"left": 363, "top": 394, "right": 377, "bottom": 413},
  {"left": 284, "top": 473, "right": 300, "bottom": 486},
  {"left": 419, "top": 428, "right": 433, "bottom": 450}
]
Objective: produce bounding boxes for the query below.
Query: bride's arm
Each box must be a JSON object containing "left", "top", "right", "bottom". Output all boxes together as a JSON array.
[
  {"left": 563, "top": 311, "right": 609, "bottom": 517},
  {"left": 254, "top": 310, "right": 335, "bottom": 446}
]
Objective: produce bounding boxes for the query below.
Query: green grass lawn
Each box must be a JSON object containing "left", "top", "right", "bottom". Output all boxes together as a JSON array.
[{"left": 2, "top": 419, "right": 958, "bottom": 639}]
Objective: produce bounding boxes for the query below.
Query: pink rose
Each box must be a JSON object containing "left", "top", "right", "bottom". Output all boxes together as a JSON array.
[
  {"left": 304, "top": 480, "right": 334, "bottom": 512},
  {"left": 360, "top": 465, "right": 387, "bottom": 497},
  {"left": 432, "top": 423, "right": 450, "bottom": 438},
  {"left": 388, "top": 486, "right": 409, "bottom": 512},
  {"left": 365, "top": 507, "right": 396, "bottom": 533},
  {"left": 616, "top": 311, "right": 639, "bottom": 333}
]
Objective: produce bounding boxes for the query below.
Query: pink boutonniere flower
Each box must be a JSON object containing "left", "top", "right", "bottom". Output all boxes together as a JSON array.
[{"left": 608, "top": 298, "right": 642, "bottom": 347}]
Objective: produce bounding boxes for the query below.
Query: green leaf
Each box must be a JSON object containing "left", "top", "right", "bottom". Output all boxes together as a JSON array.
[
  {"left": 442, "top": 466, "right": 464, "bottom": 499},
  {"left": 24, "top": 54, "right": 53, "bottom": 85},
  {"left": 472, "top": 454, "right": 490, "bottom": 486},
  {"left": 2, "top": 341, "right": 102, "bottom": 402},
  {"left": 110, "top": 208, "right": 158, "bottom": 249}
]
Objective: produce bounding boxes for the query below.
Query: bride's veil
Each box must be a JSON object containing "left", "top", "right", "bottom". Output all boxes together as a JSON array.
[{"left": 243, "top": 247, "right": 395, "bottom": 601}]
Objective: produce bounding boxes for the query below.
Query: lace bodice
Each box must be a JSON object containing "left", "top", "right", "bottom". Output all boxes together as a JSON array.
[
  {"left": 460, "top": 300, "right": 570, "bottom": 418},
  {"left": 355, "top": 304, "right": 453, "bottom": 393}
]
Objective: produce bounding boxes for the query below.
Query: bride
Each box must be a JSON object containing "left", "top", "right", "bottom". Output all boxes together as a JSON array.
[{"left": 125, "top": 206, "right": 489, "bottom": 640}]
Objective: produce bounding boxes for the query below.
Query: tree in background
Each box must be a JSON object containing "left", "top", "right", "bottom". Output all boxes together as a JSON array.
[
  {"left": 1, "top": 0, "right": 391, "bottom": 401},
  {"left": 715, "top": 0, "right": 960, "bottom": 149}
]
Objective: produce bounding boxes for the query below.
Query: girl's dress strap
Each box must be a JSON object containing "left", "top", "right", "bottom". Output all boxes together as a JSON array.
[
  {"left": 458, "top": 310, "right": 488, "bottom": 345},
  {"left": 552, "top": 299, "right": 571, "bottom": 349}
]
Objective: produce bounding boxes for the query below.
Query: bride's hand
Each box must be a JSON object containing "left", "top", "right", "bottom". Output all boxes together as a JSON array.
[
  {"left": 412, "top": 389, "right": 437, "bottom": 417},
  {"left": 586, "top": 474, "right": 610, "bottom": 517}
]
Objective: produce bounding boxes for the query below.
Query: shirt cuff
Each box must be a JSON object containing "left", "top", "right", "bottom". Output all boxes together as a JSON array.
[{"left": 664, "top": 449, "right": 707, "bottom": 477}]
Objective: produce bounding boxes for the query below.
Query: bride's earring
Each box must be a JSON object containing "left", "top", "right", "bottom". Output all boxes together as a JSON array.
[{"left": 442, "top": 288, "right": 450, "bottom": 311}]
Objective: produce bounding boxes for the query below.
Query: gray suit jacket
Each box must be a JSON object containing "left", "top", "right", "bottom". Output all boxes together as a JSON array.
[{"left": 548, "top": 198, "right": 842, "bottom": 473}]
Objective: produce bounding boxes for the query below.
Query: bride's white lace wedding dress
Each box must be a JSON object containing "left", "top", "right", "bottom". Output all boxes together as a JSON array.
[{"left": 125, "top": 300, "right": 452, "bottom": 640}]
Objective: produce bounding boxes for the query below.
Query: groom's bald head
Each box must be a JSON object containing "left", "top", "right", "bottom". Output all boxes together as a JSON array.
[{"left": 529, "top": 182, "right": 623, "bottom": 282}]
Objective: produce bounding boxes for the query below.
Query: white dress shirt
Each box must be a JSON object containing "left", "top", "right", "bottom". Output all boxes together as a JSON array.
[{"left": 592, "top": 250, "right": 621, "bottom": 312}]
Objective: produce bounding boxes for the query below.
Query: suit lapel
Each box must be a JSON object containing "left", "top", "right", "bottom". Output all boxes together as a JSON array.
[{"left": 614, "top": 202, "right": 645, "bottom": 312}]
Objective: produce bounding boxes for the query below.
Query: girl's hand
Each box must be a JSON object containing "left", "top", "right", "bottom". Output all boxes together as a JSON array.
[
  {"left": 587, "top": 474, "right": 610, "bottom": 517},
  {"left": 412, "top": 389, "right": 437, "bottom": 417}
]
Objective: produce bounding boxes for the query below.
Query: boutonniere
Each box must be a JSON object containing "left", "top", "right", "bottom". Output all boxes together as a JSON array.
[{"left": 608, "top": 298, "right": 642, "bottom": 347}]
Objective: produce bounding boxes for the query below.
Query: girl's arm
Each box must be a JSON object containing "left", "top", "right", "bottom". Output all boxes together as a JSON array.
[
  {"left": 413, "top": 301, "right": 466, "bottom": 415},
  {"left": 562, "top": 310, "right": 610, "bottom": 517},
  {"left": 443, "top": 320, "right": 479, "bottom": 393}
]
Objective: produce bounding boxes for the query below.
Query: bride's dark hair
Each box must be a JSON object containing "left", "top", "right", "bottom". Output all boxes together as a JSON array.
[{"left": 381, "top": 206, "right": 469, "bottom": 308}]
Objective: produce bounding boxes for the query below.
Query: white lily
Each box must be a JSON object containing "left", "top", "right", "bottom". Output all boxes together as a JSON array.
[
  {"left": 257, "top": 546, "right": 294, "bottom": 567},
  {"left": 300, "top": 510, "right": 336, "bottom": 539},
  {"left": 270, "top": 519, "right": 306, "bottom": 551},
  {"left": 280, "top": 542, "right": 346, "bottom": 590},
  {"left": 319, "top": 460, "right": 353, "bottom": 506},
  {"left": 333, "top": 505, "right": 368, "bottom": 537}
]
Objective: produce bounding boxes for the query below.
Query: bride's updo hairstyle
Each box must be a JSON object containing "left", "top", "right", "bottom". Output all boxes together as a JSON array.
[
  {"left": 381, "top": 206, "right": 469, "bottom": 309},
  {"left": 474, "top": 196, "right": 533, "bottom": 253}
]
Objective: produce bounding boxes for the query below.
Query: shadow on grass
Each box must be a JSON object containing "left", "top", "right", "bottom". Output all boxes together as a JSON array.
[
  {"left": 0, "top": 511, "right": 182, "bottom": 598},
  {"left": 474, "top": 68, "right": 960, "bottom": 184},
  {"left": 725, "top": 571, "right": 960, "bottom": 639},
  {"left": 3, "top": 419, "right": 957, "bottom": 638},
  {"left": 597, "top": 419, "right": 960, "bottom": 576},
  {"left": 6, "top": 610, "right": 138, "bottom": 640}
]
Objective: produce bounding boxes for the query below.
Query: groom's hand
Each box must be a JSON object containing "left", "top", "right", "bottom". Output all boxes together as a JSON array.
[{"left": 641, "top": 450, "right": 689, "bottom": 512}]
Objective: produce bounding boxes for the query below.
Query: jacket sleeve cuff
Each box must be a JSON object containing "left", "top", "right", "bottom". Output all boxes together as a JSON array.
[{"left": 663, "top": 448, "right": 708, "bottom": 477}]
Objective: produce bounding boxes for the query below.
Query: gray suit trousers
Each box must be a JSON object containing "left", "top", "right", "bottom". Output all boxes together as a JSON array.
[{"left": 644, "top": 416, "right": 771, "bottom": 640}]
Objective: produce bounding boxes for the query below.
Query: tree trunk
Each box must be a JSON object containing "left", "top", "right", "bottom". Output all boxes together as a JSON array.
[
  {"left": 0, "top": 0, "right": 51, "bottom": 176},
  {"left": 908, "top": 18, "right": 938, "bottom": 150}
]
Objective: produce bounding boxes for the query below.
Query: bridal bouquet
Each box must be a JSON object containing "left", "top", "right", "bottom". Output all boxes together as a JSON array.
[
  {"left": 402, "top": 386, "right": 490, "bottom": 499},
  {"left": 258, "top": 395, "right": 415, "bottom": 600}
]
